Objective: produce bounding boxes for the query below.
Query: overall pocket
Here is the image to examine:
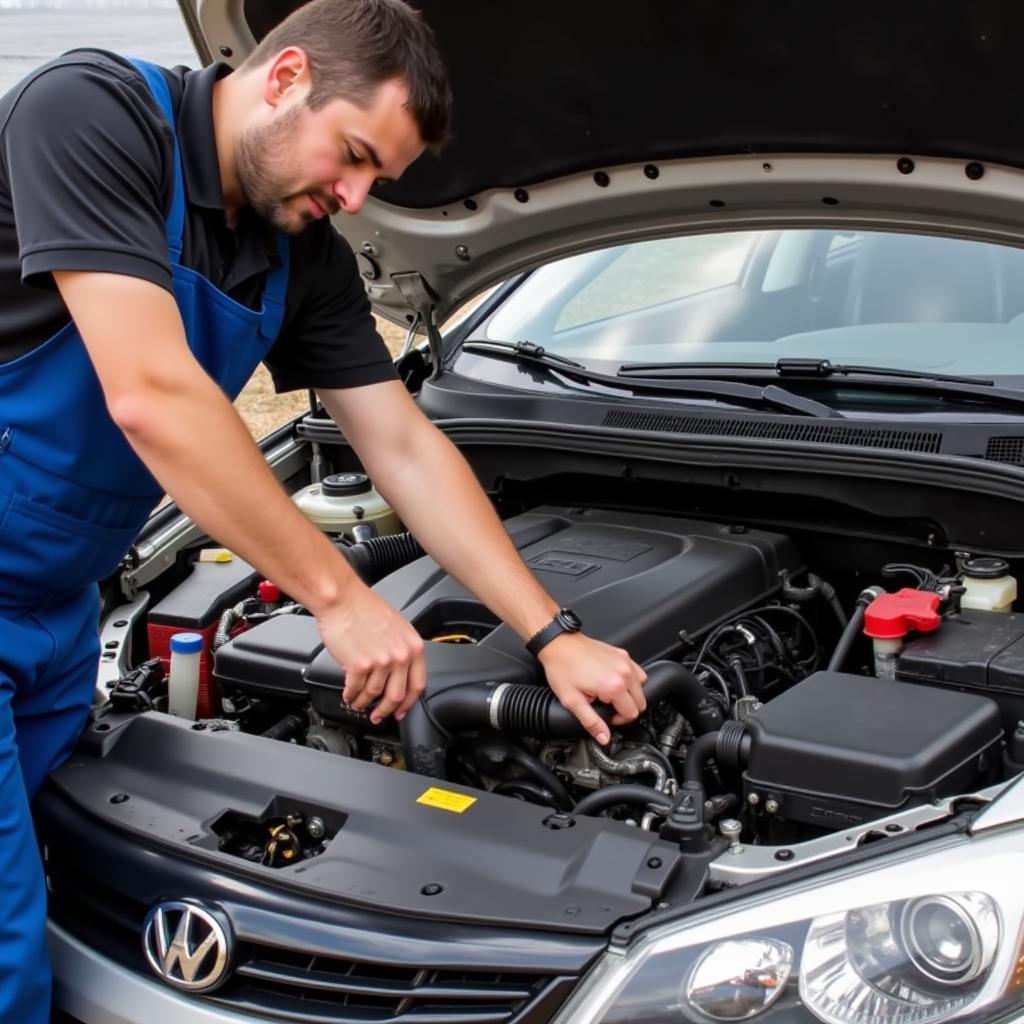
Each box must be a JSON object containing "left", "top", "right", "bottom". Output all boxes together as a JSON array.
[{"left": 0, "top": 490, "right": 143, "bottom": 601}]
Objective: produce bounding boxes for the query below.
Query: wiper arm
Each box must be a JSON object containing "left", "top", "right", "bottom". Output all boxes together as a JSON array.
[{"left": 461, "top": 341, "right": 840, "bottom": 417}]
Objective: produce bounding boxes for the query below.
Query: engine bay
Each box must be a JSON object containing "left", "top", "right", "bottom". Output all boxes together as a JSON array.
[{"left": 101, "top": 500, "right": 1024, "bottom": 875}]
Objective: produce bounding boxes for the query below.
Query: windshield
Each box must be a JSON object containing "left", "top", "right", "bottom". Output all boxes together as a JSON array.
[{"left": 476, "top": 229, "right": 1024, "bottom": 379}]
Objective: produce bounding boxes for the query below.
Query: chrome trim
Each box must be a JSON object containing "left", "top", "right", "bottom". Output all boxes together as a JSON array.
[
  {"left": 142, "top": 901, "right": 230, "bottom": 993},
  {"left": 970, "top": 771, "right": 1024, "bottom": 833}
]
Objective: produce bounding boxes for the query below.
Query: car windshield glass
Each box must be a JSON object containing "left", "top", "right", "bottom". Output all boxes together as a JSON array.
[{"left": 478, "top": 229, "right": 1024, "bottom": 380}]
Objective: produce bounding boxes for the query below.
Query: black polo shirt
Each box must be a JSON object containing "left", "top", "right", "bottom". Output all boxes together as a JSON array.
[{"left": 0, "top": 49, "right": 397, "bottom": 391}]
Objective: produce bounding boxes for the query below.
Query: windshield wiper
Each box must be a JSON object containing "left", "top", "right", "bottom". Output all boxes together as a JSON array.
[
  {"left": 775, "top": 358, "right": 994, "bottom": 386},
  {"left": 619, "top": 357, "right": 1024, "bottom": 412},
  {"left": 460, "top": 341, "right": 841, "bottom": 418},
  {"left": 619, "top": 358, "right": 993, "bottom": 385}
]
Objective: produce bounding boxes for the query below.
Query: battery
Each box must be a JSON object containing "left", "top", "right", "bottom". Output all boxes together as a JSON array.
[
  {"left": 897, "top": 608, "right": 1024, "bottom": 733},
  {"left": 147, "top": 553, "right": 259, "bottom": 717}
]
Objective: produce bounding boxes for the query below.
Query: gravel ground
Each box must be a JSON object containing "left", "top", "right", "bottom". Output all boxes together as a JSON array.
[{"left": 234, "top": 317, "right": 408, "bottom": 439}]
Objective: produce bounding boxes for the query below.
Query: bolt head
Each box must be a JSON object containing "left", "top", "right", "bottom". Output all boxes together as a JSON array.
[
  {"left": 765, "top": 799, "right": 780, "bottom": 814},
  {"left": 747, "top": 792, "right": 760, "bottom": 805}
]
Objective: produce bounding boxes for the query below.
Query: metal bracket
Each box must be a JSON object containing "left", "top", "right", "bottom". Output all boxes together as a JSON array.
[
  {"left": 391, "top": 272, "right": 443, "bottom": 380},
  {"left": 95, "top": 592, "right": 151, "bottom": 704},
  {"left": 709, "top": 783, "right": 1005, "bottom": 886}
]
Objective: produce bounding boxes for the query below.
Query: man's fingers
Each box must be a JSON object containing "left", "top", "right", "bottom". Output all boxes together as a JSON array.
[
  {"left": 568, "top": 700, "right": 610, "bottom": 746},
  {"left": 342, "top": 669, "right": 365, "bottom": 708},
  {"left": 349, "top": 664, "right": 389, "bottom": 711},
  {"left": 372, "top": 665, "right": 410, "bottom": 724},
  {"left": 395, "top": 655, "right": 427, "bottom": 721}
]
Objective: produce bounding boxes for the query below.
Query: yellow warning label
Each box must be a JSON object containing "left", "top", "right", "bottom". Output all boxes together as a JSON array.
[
  {"left": 417, "top": 787, "right": 477, "bottom": 813},
  {"left": 198, "top": 548, "right": 234, "bottom": 563}
]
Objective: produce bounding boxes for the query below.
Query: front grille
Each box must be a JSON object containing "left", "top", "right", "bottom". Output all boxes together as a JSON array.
[
  {"left": 985, "top": 436, "right": 1024, "bottom": 464},
  {"left": 602, "top": 409, "right": 943, "bottom": 452},
  {"left": 217, "top": 945, "right": 552, "bottom": 1022},
  {"left": 47, "top": 849, "right": 567, "bottom": 1023}
]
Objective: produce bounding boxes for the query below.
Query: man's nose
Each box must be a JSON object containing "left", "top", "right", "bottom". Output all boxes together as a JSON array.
[{"left": 332, "top": 172, "right": 375, "bottom": 215}]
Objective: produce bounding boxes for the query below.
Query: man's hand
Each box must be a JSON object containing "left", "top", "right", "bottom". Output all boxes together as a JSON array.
[
  {"left": 314, "top": 583, "right": 426, "bottom": 724},
  {"left": 538, "top": 634, "right": 647, "bottom": 745}
]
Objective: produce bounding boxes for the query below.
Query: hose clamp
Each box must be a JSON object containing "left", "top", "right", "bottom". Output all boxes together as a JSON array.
[{"left": 488, "top": 683, "right": 511, "bottom": 731}]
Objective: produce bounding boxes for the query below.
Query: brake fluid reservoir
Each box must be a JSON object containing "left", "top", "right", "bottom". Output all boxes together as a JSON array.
[
  {"left": 960, "top": 557, "right": 1017, "bottom": 613},
  {"left": 292, "top": 472, "right": 401, "bottom": 537}
]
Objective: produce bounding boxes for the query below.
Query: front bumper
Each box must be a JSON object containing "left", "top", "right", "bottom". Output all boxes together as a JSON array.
[{"left": 49, "top": 921, "right": 254, "bottom": 1024}]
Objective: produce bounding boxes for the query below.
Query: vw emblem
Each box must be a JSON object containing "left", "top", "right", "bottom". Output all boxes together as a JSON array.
[{"left": 143, "top": 900, "right": 231, "bottom": 992}]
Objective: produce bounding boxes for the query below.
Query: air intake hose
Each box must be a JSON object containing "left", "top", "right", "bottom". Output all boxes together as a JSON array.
[
  {"left": 341, "top": 531, "right": 425, "bottom": 585},
  {"left": 401, "top": 660, "right": 726, "bottom": 779}
]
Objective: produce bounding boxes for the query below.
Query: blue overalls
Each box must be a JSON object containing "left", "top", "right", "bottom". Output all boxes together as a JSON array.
[{"left": 0, "top": 59, "right": 289, "bottom": 1021}]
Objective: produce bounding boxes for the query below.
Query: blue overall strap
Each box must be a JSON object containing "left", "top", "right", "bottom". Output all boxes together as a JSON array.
[{"left": 128, "top": 59, "right": 186, "bottom": 259}]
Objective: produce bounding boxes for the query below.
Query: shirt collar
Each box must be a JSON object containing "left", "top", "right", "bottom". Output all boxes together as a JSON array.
[
  {"left": 176, "top": 61, "right": 231, "bottom": 212},
  {"left": 176, "top": 61, "right": 281, "bottom": 270}
]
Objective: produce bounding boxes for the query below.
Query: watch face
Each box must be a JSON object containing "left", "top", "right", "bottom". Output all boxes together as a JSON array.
[{"left": 559, "top": 608, "right": 582, "bottom": 630}]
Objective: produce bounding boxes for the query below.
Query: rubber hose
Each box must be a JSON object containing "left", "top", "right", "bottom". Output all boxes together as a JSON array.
[
  {"left": 729, "top": 657, "right": 749, "bottom": 699},
  {"left": 342, "top": 531, "right": 425, "bottom": 584},
  {"left": 261, "top": 713, "right": 306, "bottom": 742},
  {"left": 573, "top": 784, "right": 673, "bottom": 817},
  {"left": 492, "top": 779, "right": 565, "bottom": 808},
  {"left": 716, "top": 720, "right": 750, "bottom": 768},
  {"left": 465, "top": 737, "right": 574, "bottom": 811},
  {"left": 683, "top": 731, "right": 721, "bottom": 786},
  {"left": 827, "top": 604, "right": 865, "bottom": 672},
  {"left": 400, "top": 660, "right": 724, "bottom": 779}
]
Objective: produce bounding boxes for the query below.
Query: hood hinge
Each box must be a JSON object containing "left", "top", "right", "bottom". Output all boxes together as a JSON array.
[{"left": 391, "top": 272, "right": 444, "bottom": 380}]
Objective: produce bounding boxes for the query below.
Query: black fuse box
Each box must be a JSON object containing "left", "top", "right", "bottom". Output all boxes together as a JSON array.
[
  {"left": 743, "top": 671, "right": 1002, "bottom": 833},
  {"left": 898, "top": 609, "right": 1024, "bottom": 733}
]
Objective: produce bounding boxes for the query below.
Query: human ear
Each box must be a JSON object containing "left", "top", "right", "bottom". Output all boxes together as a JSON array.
[{"left": 262, "top": 47, "right": 311, "bottom": 107}]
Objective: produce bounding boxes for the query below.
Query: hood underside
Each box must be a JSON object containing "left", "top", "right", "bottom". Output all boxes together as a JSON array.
[
  {"left": 183, "top": 0, "right": 1024, "bottom": 319},
  {"left": 231, "top": 0, "right": 1024, "bottom": 208}
]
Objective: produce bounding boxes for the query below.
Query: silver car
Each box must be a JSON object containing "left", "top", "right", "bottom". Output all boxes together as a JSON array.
[{"left": 46, "top": 2, "right": 1024, "bottom": 1023}]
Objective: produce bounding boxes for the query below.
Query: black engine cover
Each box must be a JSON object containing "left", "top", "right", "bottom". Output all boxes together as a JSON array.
[{"left": 299, "top": 507, "right": 801, "bottom": 718}]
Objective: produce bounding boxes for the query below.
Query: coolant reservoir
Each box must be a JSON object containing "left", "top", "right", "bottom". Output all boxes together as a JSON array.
[
  {"left": 292, "top": 472, "right": 401, "bottom": 537},
  {"left": 960, "top": 557, "right": 1017, "bottom": 613}
]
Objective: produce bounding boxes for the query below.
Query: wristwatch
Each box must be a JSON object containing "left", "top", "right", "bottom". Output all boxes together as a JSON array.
[{"left": 526, "top": 607, "right": 583, "bottom": 656}]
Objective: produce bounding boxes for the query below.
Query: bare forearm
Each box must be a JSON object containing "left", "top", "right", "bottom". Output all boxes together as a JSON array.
[
  {"left": 350, "top": 415, "right": 557, "bottom": 639},
  {"left": 116, "top": 369, "right": 359, "bottom": 612}
]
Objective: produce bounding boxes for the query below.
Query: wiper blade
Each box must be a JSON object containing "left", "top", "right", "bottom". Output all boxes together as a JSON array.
[
  {"left": 460, "top": 341, "right": 841, "bottom": 418},
  {"left": 620, "top": 357, "right": 1024, "bottom": 411},
  {"left": 774, "top": 358, "right": 994, "bottom": 386},
  {"left": 619, "top": 358, "right": 993, "bottom": 386}
]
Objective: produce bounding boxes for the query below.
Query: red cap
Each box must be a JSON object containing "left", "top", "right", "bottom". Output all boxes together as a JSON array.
[
  {"left": 863, "top": 588, "right": 942, "bottom": 640},
  {"left": 257, "top": 580, "right": 281, "bottom": 603}
]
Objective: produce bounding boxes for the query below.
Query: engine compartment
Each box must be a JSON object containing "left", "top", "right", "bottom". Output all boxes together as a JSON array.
[{"left": 103, "top": 501, "right": 1023, "bottom": 872}]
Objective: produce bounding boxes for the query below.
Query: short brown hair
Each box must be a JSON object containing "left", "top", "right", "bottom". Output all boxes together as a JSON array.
[{"left": 244, "top": 0, "right": 451, "bottom": 147}]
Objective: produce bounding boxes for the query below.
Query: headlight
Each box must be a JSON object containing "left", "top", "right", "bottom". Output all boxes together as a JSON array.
[
  {"left": 554, "top": 829, "right": 1024, "bottom": 1024},
  {"left": 801, "top": 893, "right": 999, "bottom": 1024}
]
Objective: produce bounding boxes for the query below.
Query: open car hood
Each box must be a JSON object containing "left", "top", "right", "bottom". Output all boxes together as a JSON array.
[{"left": 179, "top": 0, "right": 1024, "bottom": 322}]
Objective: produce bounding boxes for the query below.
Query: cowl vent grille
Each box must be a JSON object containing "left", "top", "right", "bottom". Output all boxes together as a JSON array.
[
  {"left": 985, "top": 436, "right": 1024, "bottom": 465},
  {"left": 602, "top": 410, "right": 942, "bottom": 452}
]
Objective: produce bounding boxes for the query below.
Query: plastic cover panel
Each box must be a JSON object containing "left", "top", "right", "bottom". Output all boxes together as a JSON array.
[
  {"left": 46, "top": 713, "right": 682, "bottom": 934},
  {"left": 744, "top": 671, "right": 1003, "bottom": 814}
]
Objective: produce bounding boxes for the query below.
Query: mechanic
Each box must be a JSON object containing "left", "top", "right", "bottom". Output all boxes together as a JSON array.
[{"left": 0, "top": 0, "right": 647, "bottom": 1018}]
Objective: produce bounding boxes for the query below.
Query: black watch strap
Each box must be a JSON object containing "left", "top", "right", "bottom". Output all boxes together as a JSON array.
[{"left": 526, "top": 607, "right": 582, "bottom": 657}]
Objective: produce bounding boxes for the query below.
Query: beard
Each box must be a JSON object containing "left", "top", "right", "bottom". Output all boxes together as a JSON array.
[{"left": 234, "top": 107, "right": 320, "bottom": 235}]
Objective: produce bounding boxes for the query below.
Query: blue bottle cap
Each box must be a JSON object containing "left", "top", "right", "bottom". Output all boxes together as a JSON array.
[{"left": 170, "top": 632, "right": 204, "bottom": 655}]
